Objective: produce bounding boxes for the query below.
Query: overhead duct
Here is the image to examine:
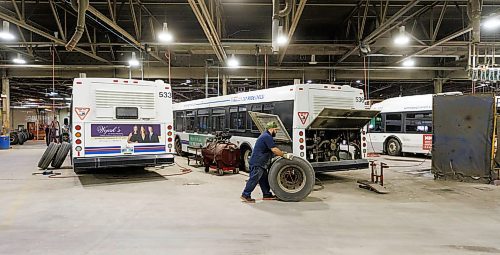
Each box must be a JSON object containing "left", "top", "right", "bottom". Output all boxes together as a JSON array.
[
  {"left": 66, "top": 0, "right": 89, "bottom": 51},
  {"left": 272, "top": 0, "right": 292, "bottom": 53}
]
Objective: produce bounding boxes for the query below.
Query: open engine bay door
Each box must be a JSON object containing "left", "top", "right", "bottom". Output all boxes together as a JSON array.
[
  {"left": 307, "top": 108, "right": 380, "bottom": 130},
  {"left": 248, "top": 111, "right": 292, "bottom": 143}
]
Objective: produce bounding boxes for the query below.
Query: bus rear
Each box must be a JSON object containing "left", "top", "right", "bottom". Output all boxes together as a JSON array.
[{"left": 72, "top": 78, "right": 174, "bottom": 170}]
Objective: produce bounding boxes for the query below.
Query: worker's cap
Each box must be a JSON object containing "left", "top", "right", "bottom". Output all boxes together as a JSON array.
[{"left": 266, "top": 121, "right": 278, "bottom": 129}]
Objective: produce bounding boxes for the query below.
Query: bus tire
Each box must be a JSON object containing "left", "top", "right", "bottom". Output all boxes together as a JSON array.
[
  {"left": 39, "top": 143, "right": 61, "bottom": 170},
  {"left": 51, "top": 142, "right": 71, "bottom": 169},
  {"left": 17, "top": 133, "right": 24, "bottom": 145},
  {"left": 240, "top": 146, "right": 252, "bottom": 172},
  {"left": 38, "top": 142, "right": 56, "bottom": 168},
  {"left": 386, "top": 138, "right": 402, "bottom": 156},
  {"left": 268, "top": 157, "right": 315, "bottom": 202},
  {"left": 10, "top": 132, "right": 19, "bottom": 145},
  {"left": 175, "top": 137, "right": 187, "bottom": 157}
]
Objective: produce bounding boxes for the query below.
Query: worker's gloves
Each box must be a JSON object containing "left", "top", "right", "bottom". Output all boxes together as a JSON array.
[{"left": 283, "top": 153, "right": 294, "bottom": 160}]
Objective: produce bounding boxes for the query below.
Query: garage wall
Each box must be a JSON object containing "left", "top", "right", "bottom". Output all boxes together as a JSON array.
[{"left": 10, "top": 108, "right": 70, "bottom": 131}]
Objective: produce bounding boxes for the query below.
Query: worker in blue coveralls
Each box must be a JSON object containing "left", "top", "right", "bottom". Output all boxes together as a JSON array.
[{"left": 241, "top": 121, "right": 293, "bottom": 203}]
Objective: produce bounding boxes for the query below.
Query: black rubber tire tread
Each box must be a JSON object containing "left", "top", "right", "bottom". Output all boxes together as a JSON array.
[
  {"left": 38, "top": 143, "right": 56, "bottom": 168},
  {"left": 17, "top": 133, "right": 24, "bottom": 145},
  {"left": 268, "top": 157, "right": 315, "bottom": 202},
  {"left": 51, "top": 142, "right": 71, "bottom": 169},
  {"left": 175, "top": 137, "right": 187, "bottom": 157},
  {"left": 386, "top": 138, "right": 402, "bottom": 156},
  {"left": 10, "top": 132, "right": 19, "bottom": 145},
  {"left": 38, "top": 143, "right": 61, "bottom": 170}
]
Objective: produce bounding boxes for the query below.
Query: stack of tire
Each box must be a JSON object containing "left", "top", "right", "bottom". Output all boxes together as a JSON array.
[
  {"left": 9, "top": 130, "right": 32, "bottom": 145},
  {"left": 38, "top": 142, "right": 72, "bottom": 170}
]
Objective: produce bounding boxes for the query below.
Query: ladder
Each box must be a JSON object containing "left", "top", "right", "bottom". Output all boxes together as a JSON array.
[{"left": 205, "top": 59, "right": 220, "bottom": 98}]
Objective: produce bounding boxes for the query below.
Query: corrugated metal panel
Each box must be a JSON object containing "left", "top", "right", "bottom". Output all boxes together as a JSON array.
[
  {"left": 95, "top": 90, "right": 155, "bottom": 109},
  {"left": 312, "top": 96, "right": 353, "bottom": 115}
]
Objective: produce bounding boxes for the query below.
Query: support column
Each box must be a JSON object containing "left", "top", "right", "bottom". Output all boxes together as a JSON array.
[
  {"left": 468, "top": 0, "right": 482, "bottom": 44},
  {"left": 222, "top": 74, "right": 228, "bottom": 95},
  {"left": 1, "top": 76, "right": 10, "bottom": 135},
  {"left": 434, "top": 78, "right": 444, "bottom": 94}
]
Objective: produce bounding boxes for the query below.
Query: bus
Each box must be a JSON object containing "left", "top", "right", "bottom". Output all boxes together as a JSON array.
[
  {"left": 173, "top": 84, "right": 379, "bottom": 173},
  {"left": 71, "top": 78, "right": 175, "bottom": 171},
  {"left": 366, "top": 92, "right": 461, "bottom": 156}
]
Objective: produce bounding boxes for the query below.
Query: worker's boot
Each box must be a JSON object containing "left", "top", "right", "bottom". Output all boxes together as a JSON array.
[
  {"left": 240, "top": 195, "right": 256, "bottom": 203},
  {"left": 263, "top": 194, "right": 277, "bottom": 200}
]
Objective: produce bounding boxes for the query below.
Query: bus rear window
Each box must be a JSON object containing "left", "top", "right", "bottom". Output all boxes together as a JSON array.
[{"left": 116, "top": 107, "right": 138, "bottom": 119}]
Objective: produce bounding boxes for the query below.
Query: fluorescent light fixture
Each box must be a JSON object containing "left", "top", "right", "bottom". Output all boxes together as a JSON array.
[
  {"left": 158, "top": 23, "right": 174, "bottom": 42},
  {"left": 356, "top": 80, "right": 362, "bottom": 83},
  {"left": 0, "top": 21, "right": 14, "bottom": 40},
  {"left": 50, "top": 97, "right": 64, "bottom": 100},
  {"left": 275, "top": 26, "right": 288, "bottom": 46},
  {"left": 309, "top": 55, "right": 317, "bottom": 65},
  {"left": 306, "top": 80, "right": 312, "bottom": 84},
  {"left": 186, "top": 79, "right": 191, "bottom": 84},
  {"left": 12, "top": 57, "right": 26, "bottom": 64},
  {"left": 227, "top": 54, "right": 239, "bottom": 68},
  {"left": 402, "top": 58, "right": 415, "bottom": 67},
  {"left": 394, "top": 26, "right": 410, "bottom": 45},
  {"left": 483, "top": 15, "right": 500, "bottom": 30},
  {"left": 47, "top": 91, "right": 58, "bottom": 96},
  {"left": 65, "top": 97, "right": 72, "bottom": 100},
  {"left": 128, "top": 52, "right": 140, "bottom": 67}
]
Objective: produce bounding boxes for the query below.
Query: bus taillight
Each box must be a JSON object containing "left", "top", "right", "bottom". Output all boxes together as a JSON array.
[
  {"left": 167, "top": 131, "right": 173, "bottom": 136},
  {"left": 299, "top": 138, "right": 304, "bottom": 143},
  {"left": 75, "top": 132, "right": 81, "bottom": 138},
  {"left": 168, "top": 137, "right": 173, "bottom": 143},
  {"left": 363, "top": 143, "right": 366, "bottom": 147},
  {"left": 167, "top": 125, "right": 173, "bottom": 130},
  {"left": 299, "top": 131, "right": 304, "bottom": 136},
  {"left": 75, "top": 139, "right": 82, "bottom": 145},
  {"left": 75, "top": 125, "right": 81, "bottom": 131},
  {"left": 75, "top": 146, "right": 82, "bottom": 152}
]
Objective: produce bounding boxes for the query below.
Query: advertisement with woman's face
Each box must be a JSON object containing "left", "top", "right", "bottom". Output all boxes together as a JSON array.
[{"left": 90, "top": 124, "right": 161, "bottom": 144}]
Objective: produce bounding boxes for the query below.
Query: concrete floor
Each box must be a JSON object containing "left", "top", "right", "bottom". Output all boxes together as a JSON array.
[{"left": 1, "top": 141, "right": 500, "bottom": 255}]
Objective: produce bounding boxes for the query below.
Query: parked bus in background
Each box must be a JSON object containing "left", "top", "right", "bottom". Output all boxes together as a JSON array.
[
  {"left": 367, "top": 92, "right": 461, "bottom": 156},
  {"left": 173, "top": 84, "right": 379, "bottom": 173},
  {"left": 71, "top": 78, "right": 175, "bottom": 172}
]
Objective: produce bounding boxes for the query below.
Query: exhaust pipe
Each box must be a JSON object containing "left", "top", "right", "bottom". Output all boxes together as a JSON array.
[
  {"left": 272, "top": 0, "right": 292, "bottom": 53},
  {"left": 65, "top": 0, "right": 89, "bottom": 51}
]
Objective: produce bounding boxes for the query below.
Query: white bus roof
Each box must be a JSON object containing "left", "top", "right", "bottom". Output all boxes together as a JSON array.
[
  {"left": 173, "top": 84, "right": 362, "bottom": 110},
  {"left": 371, "top": 92, "right": 462, "bottom": 113}
]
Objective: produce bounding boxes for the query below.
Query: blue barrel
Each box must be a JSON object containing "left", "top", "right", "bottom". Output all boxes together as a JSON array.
[{"left": 0, "top": 135, "right": 10, "bottom": 150}]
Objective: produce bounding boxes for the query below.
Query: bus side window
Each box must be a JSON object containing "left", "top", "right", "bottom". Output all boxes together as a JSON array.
[
  {"left": 197, "top": 109, "right": 210, "bottom": 133},
  {"left": 175, "top": 111, "right": 184, "bottom": 131},
  {"left": 385, "top": 113, "right": 402, "bottom": 132},
  {"left": 263, "top": 103, "right": 274, "bottom": 114},
  {"left": 368, "top": 115, "right": 383, "bottom": 132},
  {"left": 230, "top": 106, "right": 246, "bottom": 131},
  {"left": 405, "top": 111, "right": 432, "bottom": 133},
  {"left": 186, "top": 111, "right": 195, "bottom": 132},
  {"left": 211, "top": 108, "right": 225, "bottom": 132}
]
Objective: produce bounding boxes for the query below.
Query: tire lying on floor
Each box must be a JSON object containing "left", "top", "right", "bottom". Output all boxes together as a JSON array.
[
  {"left": 51, "top": 142, "right": 71, "bottom": 169},
  {"left": 268, "top": 156, "right": 315, "bottom": 202},
  {"left": 10, "top": 132, "right": 19, "bottom": 145},
  {"left": 38, "top": 142, "right": 61, "bottom": 170}
]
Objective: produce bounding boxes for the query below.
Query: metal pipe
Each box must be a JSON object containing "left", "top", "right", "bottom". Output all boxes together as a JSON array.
[{"left": 65, "top": 0, "right": 89, "bottom": 51}]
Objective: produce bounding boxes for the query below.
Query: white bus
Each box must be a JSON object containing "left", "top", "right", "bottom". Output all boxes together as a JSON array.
[
  {"left": 173, "top": 84, "right": 379, "bottom": 173},
  {"left": 367, "top": 92, "right": 461, "bottom": 156},
  {"left": 71, "top": 78, "right": 175, "bottom": 171}
]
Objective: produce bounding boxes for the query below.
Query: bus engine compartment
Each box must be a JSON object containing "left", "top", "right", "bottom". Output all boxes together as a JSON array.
[{"left": 305, "top": 130, "right": 362, "bottom": 162}]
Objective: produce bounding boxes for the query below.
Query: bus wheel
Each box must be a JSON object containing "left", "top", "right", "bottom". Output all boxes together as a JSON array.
[
  {"left": 386, "top": 138, "right": 402, "bottom": 156},
  {"left": 175, "top": 137, "right": 186, "bottom": 157},
  {"left": 240, "top": 147, "right": 252, "bottom": 172},
  {"left": 268, "top": 157, "right": 315, "bottom": 202}
]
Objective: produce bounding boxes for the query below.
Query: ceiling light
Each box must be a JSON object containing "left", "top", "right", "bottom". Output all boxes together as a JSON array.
[
  {"left": 402, "top": 58, "right": 415, "bottom": 67},
  {"left": 227, "top": 54, "right": 239, "bottom": 68},
  {"left": 309, "top": 55, "right": 317, "bottom": 65},
  {"left": 356, "top": 80, "right": 362, "bottom": 84},
  {"left": 158, "top": 22, "right": 174, "bottom": 42},
  {"left": 483, "top": 14, "right": 500, "bottom": 30},
  {"left": 186, "top": 79, "right": 191, "bottom": 84},
  {"left": 276, "top": 26, "right": 288, "bottom": 46},
  {"left": 306, "top": 80, "right": 312, "bottom": 84},
  {"left": 12, "top": 57, "right": 26, "bottom": 64},
  {"left": 128, "top": 52, "right": 140, "bottom": 67},
  {"left": 0, "top": 21, "right": 14, "bottom": 40},
  {"left": 394, "top": 26, "right": 410, "bottom": 45}
]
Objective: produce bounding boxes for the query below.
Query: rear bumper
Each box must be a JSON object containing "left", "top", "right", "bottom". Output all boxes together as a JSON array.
[
  {"left": 311, "top": 159, "right": 369, "bottom": 172},
  {"left": 73, "top": 154, "right": 175, "bottom": 169}
]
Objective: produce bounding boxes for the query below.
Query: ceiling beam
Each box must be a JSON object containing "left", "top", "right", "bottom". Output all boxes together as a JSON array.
[{"left": 0, "top": 11, "right": 110, "bottom": 63}]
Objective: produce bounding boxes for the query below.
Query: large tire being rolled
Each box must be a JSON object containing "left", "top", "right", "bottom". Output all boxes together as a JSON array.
[
  {"left": 38, "top": 143, "right": 61, "bottom": 170},
  {"left": 51, "top": 142, "right": 71, "bottom": 169},
  {"left": 268, "top": 157, "right": 315, "bottom": 202}
]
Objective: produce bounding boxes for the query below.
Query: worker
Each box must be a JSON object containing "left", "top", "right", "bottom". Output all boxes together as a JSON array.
[{"left": 241, "top": 121, "right": 293, "bottom": 203}]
